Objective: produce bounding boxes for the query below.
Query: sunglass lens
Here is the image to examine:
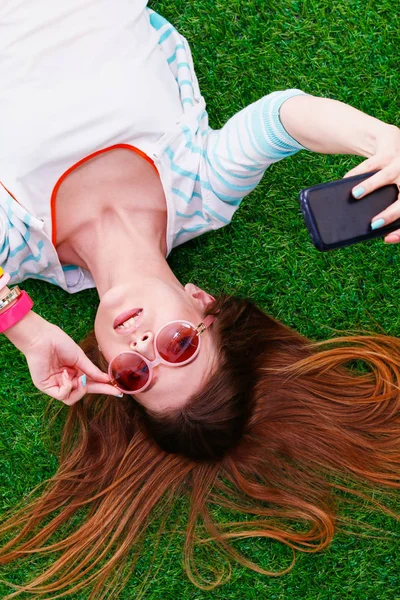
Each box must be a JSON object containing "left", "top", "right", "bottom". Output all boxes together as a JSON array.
[
  {"left": 156, "top": 322, "right": 199, "bottom": 363},
  {"left": 110, "top": 353, "right": 150, "bottom": 392}
]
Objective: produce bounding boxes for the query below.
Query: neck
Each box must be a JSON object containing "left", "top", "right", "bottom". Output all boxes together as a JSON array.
[
  {"left": 75, "top": 209, "right": 174, "bottom": 298},
  {"left": 55, "top": 147, "right": 177, "bottom": 297},
  {"left": 60, "top": 193, "right": 176, "bottom": 299}
]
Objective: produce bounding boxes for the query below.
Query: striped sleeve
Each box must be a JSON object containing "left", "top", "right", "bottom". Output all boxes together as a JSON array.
[{"left": 203, "top": 89, "right": 307, "bottom": 206}]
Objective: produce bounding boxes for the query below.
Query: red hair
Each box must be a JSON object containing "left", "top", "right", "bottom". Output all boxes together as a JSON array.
[{"left": 1, "top": 295, "right": 400, "bottom": 598}]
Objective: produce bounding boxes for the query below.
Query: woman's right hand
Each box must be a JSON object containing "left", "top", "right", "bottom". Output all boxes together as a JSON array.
[{"left": 5, "top": 311, "right": 122, "bottom": 404}]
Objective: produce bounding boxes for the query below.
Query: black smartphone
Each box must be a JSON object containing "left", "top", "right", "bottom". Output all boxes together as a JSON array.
[{"left": 298, "top": 171, "right": 399, "bottom": 251}]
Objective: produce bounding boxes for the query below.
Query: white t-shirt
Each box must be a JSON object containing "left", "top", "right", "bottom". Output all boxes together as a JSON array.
[
  {"left": 0, "top": 0, "right": 183, "bottom": 238},
  {"left": 0, "top": 4, "right": 305, "bottom": 292}
]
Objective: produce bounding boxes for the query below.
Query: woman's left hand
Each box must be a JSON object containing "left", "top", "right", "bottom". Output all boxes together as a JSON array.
[{"left": 344, "top": 124, "right": 400, "bottom": 243}]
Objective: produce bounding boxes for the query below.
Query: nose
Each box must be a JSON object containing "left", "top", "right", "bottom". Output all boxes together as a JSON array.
[{"left": 129, "top": 330, "right": 155, "bottom": 360}]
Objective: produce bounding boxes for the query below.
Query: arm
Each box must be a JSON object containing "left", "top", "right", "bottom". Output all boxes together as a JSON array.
[
  {"left": 279, "top": 94, "right": 393, "bottom": 156},
  {"left": 205, "top": 90, "right": 400, "bottom": 240},
  {"left": 0, "top": 285, "right": 122, "bottom": 403},
  {"left": 279, "top": 94, "right": 400, "bottom": 242},
  {"left": 0, "top": 196, "right": 119, "bottom": 400}
]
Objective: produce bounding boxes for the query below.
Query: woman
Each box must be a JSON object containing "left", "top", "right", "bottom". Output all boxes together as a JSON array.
[{"left": 1, "top": 0, "right": 400, "bottom": 597}]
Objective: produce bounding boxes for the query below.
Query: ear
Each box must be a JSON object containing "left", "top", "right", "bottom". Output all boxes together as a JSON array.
[{"left": 184, "top": 283, "right": 215, "bottom": 310}]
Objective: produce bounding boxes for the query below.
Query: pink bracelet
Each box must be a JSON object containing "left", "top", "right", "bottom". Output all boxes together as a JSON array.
[
  {"left": 0, "top": 290, "right": 34, "bottom": 333},
  {"left": 0, "top": 272, "right": 11, "bottom": 291}
]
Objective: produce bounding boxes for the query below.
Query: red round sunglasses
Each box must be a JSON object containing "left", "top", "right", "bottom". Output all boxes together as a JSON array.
[{"left": 108, "top": 316, "right": 215, "bottom": 394}]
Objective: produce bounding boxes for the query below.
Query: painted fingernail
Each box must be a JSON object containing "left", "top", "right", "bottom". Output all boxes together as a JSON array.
[
  {"left": 371, "top": 218, "right": 386, "bottom": 230},
  {"left": 80, "top": 374, "right": 87, "bottom": 387},
  {"left": 353, "top": 186, "right": 365, "bottom": 198}
]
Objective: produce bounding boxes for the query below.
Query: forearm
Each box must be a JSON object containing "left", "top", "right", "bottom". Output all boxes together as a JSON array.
[
  {"left": 279, "top": 94, "right": 395, "bottom": 158},
  {"left": 3, "top": 309, "right": 46, "bottom": 353},
  {"left": 0, "top": 285, "right": 43, "bottom": 353}
]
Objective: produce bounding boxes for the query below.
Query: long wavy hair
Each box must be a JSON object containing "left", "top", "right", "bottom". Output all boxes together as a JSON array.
[{"left": 1, "top": 294, "right": 400, "bottom": 598}]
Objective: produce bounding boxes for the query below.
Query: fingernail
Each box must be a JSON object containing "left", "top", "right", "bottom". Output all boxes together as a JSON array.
[
  {"left": 116, "top": 393, "right": 124, "bottom": 398},
  {"left": 371, "top": 218, "right": 385, "bottom": 230},
  {"left": 353, "top": 186, "right": 365, "bottom": 198},
  {"left": 80, "top": 374, "right": 87, "bottom": 387}
]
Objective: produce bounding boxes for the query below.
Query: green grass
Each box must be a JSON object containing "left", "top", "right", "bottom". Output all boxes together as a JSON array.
[{"left": 1, "top": 0, "right": 400, "bottom": 597}]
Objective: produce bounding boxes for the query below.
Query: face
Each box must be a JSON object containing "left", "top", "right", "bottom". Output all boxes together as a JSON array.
[{"left": 94, "top": 279, "right": 217, "bottom": 412}]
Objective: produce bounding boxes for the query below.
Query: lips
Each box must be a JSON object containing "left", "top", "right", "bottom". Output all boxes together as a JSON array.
[{"left": 113, "top": 308, "right": 143, "bottom": 335}]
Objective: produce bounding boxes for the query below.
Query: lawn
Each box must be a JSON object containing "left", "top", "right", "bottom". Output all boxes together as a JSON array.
[{"left": 1, "top": 0, "right": 400, "bottom": 598}]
